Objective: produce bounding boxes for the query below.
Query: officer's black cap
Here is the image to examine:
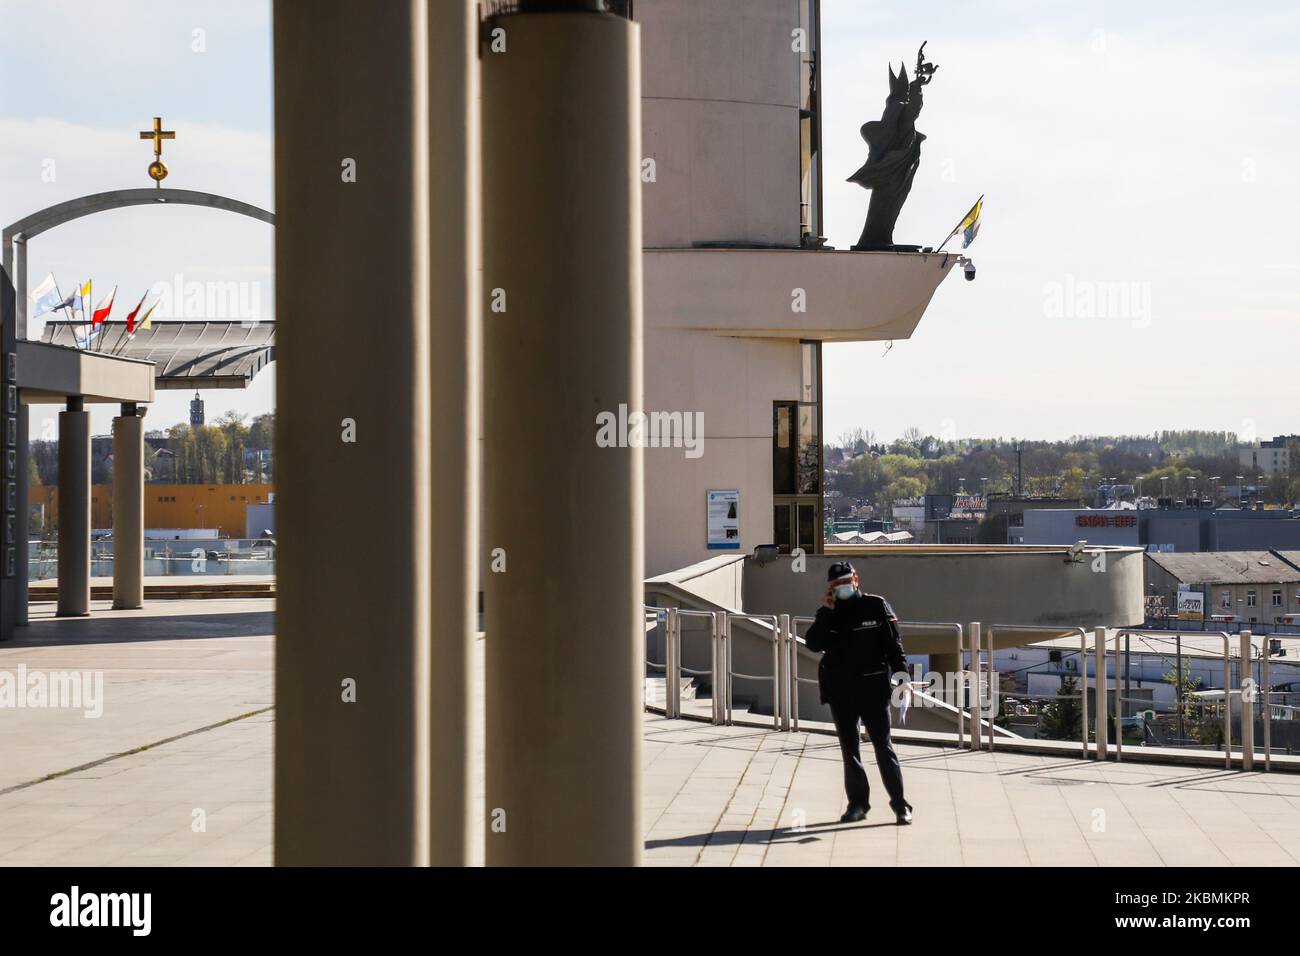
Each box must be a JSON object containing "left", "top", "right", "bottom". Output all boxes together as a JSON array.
[{"left": 827, "top": 561, "right": 855, "bottom": 582}]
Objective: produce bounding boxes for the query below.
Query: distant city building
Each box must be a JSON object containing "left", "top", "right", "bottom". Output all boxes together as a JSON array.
[
  {"left": 986, "top": 495, "right": 1081, "bottom": 544},
  {"left": 30, "top": 482, "right": 273, "bottom": 537},
  {"left": 190, "top": 390, "right": 206, "bottom": 427},
  {"left": 889, "top": 497, "right": 925, "bottom": 535},
  {"left": 1145, "top": 550, "right": 1300, "bottom": 626},
  {"left": 1239, "top": 436, "right": 1293, "bottom": 477},
  {"left": 917, "top": 494, "right": 985, "bottom": 544},
  {"left": 1023, "top": 504, "right": 1300, "bottom": 552}
]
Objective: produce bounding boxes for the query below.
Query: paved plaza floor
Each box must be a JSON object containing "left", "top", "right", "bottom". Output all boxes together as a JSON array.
[{"left": 3, "top": 601, "right": 1300, "bottom": 866}]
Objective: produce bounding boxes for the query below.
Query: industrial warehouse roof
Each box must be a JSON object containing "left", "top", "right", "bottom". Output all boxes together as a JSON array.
[
  {"left": 1145, "top": 550, "right": 1300, "bottom": 585},
  {"left": 40, "top": 320, "right": 275, "bottom": 390}
]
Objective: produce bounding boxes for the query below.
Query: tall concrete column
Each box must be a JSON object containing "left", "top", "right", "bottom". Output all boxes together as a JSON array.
[
  {"left": 421, "top": 0, "right": 482, "bottom": 865},
  {"left": 273, "top": 0, "right": 477, "bottom": 865},
  {"left": 482, "top": 6, "right": 644, "bottom": 865},
  {"left": 57, "top": 396, "right": 90, "bottom": 617},
  {"left": 112, "top": 404, "right": 144, "bottom": 610}
]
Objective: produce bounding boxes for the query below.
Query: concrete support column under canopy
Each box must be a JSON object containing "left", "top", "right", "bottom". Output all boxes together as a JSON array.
[
  {"left": 56, "top": 396, "right": 90, "bottom": 617},
  {"left": 273, "top": 0, "right": 478, "bottom": 865},
  {"left": 482, "top": 7, "right": 644, "bottom": 865},
  {"left": 112, "top": 404, "right": 144, "bottom": 610}
]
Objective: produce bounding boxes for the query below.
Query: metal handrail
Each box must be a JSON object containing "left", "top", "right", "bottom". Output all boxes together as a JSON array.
[
  {"left": 989, "top": 625, "right": 1088, "bottom": 758},
  {"left": 1113, "top": 629, "right": 1233, "bottom": 769},
  {"left": 642, "top": 607, "right": 667, "bottom": 713},
  {"left": 786, "top": 617, "right": 963, "bottom": 742},
  {"left": 673, "top": 608, "right": 720, "bottom": 723},
  {"left": 725, "top": 613, "right": 781, "bottom": 729},
  {"left": 646, "top": 609, "right": 1286, "bottom": 773},
  {"left": 643, "top": 605, "right": 722, "bottom": 722},
  {"left": 898, "top": 622, "right": 965, "bottom": 749},
  {"left": 789, "top": 615, "right": 817, "bottom": 734}
]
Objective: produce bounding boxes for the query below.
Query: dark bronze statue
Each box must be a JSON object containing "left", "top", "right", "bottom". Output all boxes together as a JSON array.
[{"left": 848, "top": 43, "right": 938, "bottom": 251}]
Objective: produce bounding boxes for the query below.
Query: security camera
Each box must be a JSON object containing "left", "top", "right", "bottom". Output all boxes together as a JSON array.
[
  {"left": 962, "top": 257, "right": 976, "bottom": 281},
  {"left": 1066, "top": 540, "right": 1087, "bottom": 562}
]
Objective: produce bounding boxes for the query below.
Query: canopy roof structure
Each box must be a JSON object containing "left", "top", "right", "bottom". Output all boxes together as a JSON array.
[{"left": 41, "top": 320, "right": 275, "bottom": 390}]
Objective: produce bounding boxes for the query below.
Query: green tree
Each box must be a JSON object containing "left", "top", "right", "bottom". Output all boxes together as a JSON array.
[{"left": 1040, "top": 675, "right": 1083, "bottom": 741}]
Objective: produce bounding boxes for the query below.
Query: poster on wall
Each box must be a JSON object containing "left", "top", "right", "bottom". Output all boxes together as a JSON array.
[
  {"left": 706, "top": 489, "right": 740, "bottom": 550},
  {"left": 1176, "top": 590, "right": 1205, "bottom": 621}
]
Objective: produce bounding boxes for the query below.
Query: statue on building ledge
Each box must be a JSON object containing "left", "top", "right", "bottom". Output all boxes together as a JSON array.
[{"left": 848, "top": 42, "right": 938, "bottom": 252}]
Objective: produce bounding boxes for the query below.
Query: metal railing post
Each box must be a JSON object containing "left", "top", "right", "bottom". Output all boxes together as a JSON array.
[
  {"left": 955, "top": 626, "right": 965, "bottom": 751},
  {"left": 1079, "top": 628, "right": 1089, "bottom": 759},
  {"left": 668, "top": 607, "right": 681, "bottom": 719},
  {"left": 790, "top": 615, "right": 818, "bottom": 735},
  {"left": 728, "top": 613, "right": 738, "bottom": 723},
  {"left": 778, "top": 613, "right": 791, "bottom": 731},
  {"left": 1221, "top": 632, "right": 1231, "bottom": 770},
  {"left": 771, "top": 616, "right": 781, "bottom": 730},
  {"left": 1113, "top": 628, "right": 1122, "bottom": 763},
  {"left": 1240, "top": 630, "right": 1254, "bottom": 771},
  {"left": 981, "top": 622, "right": 996, "bottom": 754},
  {"left": 712, "top": 610, "right": 725, "bottom": 725},
  {"left": 1262, "top": 637, "right": 1271, "bottom": 772},
  {"left": 968, "top": 621, "right": 982, "bottom": 751},
  {"left": 1094, "top": 626, "right": 1108, "bottom": 760}
]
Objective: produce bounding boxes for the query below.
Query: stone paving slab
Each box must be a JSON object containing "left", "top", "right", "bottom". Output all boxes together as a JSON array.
[
  {"left": 642, "top": 716, "right": 1300, "bottom": 867},
  {"left": 0, "top": 599, "right": 273, "bottom": 791}
]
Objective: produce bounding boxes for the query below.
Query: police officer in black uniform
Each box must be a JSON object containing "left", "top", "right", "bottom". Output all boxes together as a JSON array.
[{"left": 805, "top": 561, "right": 913, "bottom": 825}]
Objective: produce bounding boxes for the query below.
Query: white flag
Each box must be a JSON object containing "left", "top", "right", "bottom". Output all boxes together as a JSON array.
[{"left": 29, "top": 273, "right": 62, "bottom": 316}]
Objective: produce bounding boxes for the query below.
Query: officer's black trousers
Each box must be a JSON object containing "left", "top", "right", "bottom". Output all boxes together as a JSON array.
[{"left": 828, "top": 672, "right": 909, "bottom": 814}]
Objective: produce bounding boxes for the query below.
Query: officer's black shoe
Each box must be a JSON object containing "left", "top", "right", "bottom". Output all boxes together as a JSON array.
[
  {"left": 895, "top": 806, "right": 913, "bottom": 826},
  {"left": 840, "top": 806, "right": 867, "bottom": 823}
]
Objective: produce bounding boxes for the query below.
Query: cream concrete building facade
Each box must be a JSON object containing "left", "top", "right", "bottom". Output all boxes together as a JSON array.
[{"left": 637, "top": 0, "right": 961, "bottom": 575}]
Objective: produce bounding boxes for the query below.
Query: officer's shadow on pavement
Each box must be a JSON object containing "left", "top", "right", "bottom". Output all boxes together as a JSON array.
[{"left": 646, "top": 819, "right": 896, "bottom": 851}]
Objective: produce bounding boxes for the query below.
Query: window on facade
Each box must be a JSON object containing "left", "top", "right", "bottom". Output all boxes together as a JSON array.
[
  {"left": 773, "top": 403, "right": 794, "bottom": 495},
  {"left": 773, "top": 401, "right": 820, "bottom": 496},
  {"left": 769, "top": 403, "right": 821, "bottom": 496},
  {"left": 1221, "top": 591, "right": 1231, "bottom": 608},
  {"left": 773, "top": 344, "right": 822, "bottom": 498},
  {"left": 1273, "top": 589, "right": 1283, "bottom": 607},
  {"left": 1247, "top": 590, "right": 1257, "bottom": 607}
]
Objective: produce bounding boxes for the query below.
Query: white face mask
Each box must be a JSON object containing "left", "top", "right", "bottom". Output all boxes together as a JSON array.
[{"left": 833, "top": 583, "right": 856, "bottom": 601}]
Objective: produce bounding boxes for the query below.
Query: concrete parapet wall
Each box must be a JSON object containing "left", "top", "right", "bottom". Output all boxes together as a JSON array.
[{"left": 743, "top": 547, "right": 1145, "bottom": 631}]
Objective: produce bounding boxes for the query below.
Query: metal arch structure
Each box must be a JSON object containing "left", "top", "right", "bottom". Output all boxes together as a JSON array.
[
  {"left": 3, "top": 187, "right": 275, "bottom": 340},
  {"left": 0, "top": 187, "right": 275, "bottom": 640}
]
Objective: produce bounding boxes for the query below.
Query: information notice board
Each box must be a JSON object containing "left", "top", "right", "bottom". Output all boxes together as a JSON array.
[{"left": 706, "top": 489, "right": 740, "bottom": 550}]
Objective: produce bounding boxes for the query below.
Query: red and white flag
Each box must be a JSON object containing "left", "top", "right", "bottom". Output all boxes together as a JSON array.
[
  {"left": 91, "top": 286, "right": 117, "bottom": 325},
  {"left": 124, "top": 292, "right": 148, "bottom": 334}
]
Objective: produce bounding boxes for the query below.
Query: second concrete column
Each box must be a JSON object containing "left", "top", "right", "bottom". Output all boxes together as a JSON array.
[
  {"left": 56, "top": 397, "right": 90, "bottom": 617},
  {"left": 112, "top": 404, "right": 144, "bottom": 609}
]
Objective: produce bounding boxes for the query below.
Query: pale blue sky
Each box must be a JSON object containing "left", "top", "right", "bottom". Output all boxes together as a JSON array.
[
  {"left": 0, "top": 0, "right": 273, "bottom": 436},
  {"left": 2, "top": 1, "right": 1297, "bottom": 443}
]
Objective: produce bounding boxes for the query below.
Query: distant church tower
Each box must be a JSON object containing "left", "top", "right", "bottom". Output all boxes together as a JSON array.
[{"left": 190, "top": 391, "right": 206, "bottom": 427}]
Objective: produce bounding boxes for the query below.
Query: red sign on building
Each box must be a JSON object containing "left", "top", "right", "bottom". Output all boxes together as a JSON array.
[{"left": 1075, "top": 514, "right": 1136, "bottom": 528}]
